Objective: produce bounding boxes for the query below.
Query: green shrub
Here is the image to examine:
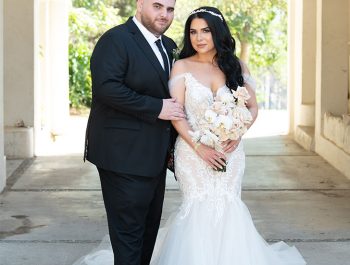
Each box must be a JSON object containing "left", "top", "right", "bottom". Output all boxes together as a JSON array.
[{"left": 69, "top": 42, "right": 92, "bottom": 108}]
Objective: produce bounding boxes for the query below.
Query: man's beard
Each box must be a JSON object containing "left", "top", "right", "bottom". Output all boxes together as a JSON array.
[{"left": 141, "top": 16, "right": 171, "bottom": 36}]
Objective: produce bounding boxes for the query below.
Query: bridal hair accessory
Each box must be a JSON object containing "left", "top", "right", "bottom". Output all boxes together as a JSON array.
[{"left": 189, "top": 9, "right": 224, "bottom": 22}]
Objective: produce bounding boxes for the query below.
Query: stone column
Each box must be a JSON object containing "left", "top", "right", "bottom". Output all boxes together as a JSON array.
[
  {"left": 315, "top": 0, "right": 350, "bottom": 178},
  {"left": 4, "top": 0, "right": 35, "bottom": 158},
  {"left": 4, "top": 0, "right": 35, "bottom": 127},
  {"left": 348, "top": 0, "right": 350, "bottom": 113},
  {"left": 0, "top": 0, "right": 6, "bottom": 193},
  {"left": 287, "top": 0, "right": 296, "bottom": 134},
  {"left": 315, "top": 0, "right": 348, "bottom": 121},
  {"left": 35, "top": 0, "right": 69, "bottom": 154},
  {"left": 300, "top": 0, "right": 316, "bottom": 127},
  {"left": 289, "top": 0, "right": 317, "bottom": 150},
  {"left": 35, "top": 0, "right": 50, "bottom": 154},
  {"left": 47, "top": 0, "right": 69, "bottom": 136},
  {"left": 3, "top": 0, "right": 69, "bottom": 156}
]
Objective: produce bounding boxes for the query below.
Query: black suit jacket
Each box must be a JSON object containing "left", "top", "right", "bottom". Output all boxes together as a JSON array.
[{"left": 84, "top": 18, "right": 177, "bottom": 177}]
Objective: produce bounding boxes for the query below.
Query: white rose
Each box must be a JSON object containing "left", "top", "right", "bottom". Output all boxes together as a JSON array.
[
  {"left": 220, "top": 115, "right": 233, "bottom": 130},
  {"left": 200, "top": 130, "right": 219, "bottom": 147},
  {"left": 218, "top": 93, "right": 234, "bottom": 104},
  {"left": 200, "top": 134, "right": 214, "bottom": 147},
  {"left": 204, "top": 109, "right": 217, "bottom": 123},
  {"left": 235, "top": 86, "right": 250, "bottom": 100}
]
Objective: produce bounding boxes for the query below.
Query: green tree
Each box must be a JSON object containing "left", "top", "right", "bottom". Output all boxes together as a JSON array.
[
  {"left": 69, "top": 0, "right": 288, "bottom": 109},
  {"left": 172, "top": 0, "right": 287, "bottom": 65},
  {"left": 222, "top": 0, "right": 287, "bottom": 66},
  {"left": 69, "top": 0, "right": 122, "bottom": 108}
]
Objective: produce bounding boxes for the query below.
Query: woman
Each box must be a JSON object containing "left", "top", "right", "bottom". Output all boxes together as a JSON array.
[
  {"left": 73, "top": 6, "right": 307, "bottom": 265},
  {"left": 151, "top": 6, "right": 306, "bottom": 265}
]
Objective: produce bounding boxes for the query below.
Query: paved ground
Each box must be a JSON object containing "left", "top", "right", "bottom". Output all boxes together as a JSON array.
[{"left": 1, "top": 113, "right": 350, "bottom": 265}]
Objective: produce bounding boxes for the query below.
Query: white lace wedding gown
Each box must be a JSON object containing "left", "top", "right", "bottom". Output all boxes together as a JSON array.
[{"left": 73, "top": 73, "right": 306, "bottom": 265}]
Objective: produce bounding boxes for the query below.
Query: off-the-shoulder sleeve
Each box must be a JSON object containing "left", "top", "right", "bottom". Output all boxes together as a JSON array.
[
  {"left": 243, "top": 73, "right": 257, "bottom": 91},
  {"left": 168, "top": 73, "right": 187, "bottom": 92}
]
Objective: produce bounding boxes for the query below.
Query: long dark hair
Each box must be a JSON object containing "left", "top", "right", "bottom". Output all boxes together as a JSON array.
[{"left": 179, "top": 6, "right": 243, "bottom": 91}]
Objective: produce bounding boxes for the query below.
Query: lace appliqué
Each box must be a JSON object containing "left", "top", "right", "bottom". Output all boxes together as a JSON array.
[{"left": 171, "top": 73, "right": 248, "bottom": 225}]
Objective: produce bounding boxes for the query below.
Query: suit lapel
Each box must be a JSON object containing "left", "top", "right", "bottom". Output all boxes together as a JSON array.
[{"left": 126, "top": 18, "right": 169, "bottom": 91}]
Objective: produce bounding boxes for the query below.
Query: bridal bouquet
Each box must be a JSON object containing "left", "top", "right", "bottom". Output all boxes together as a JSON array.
[{"left": 189, "top": 86, "right": 253, "bottom": 171}]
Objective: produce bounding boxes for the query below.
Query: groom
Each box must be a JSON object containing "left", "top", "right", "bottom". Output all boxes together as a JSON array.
[{"left": 84, "top": 0, "right": 184, "bottom": 264}]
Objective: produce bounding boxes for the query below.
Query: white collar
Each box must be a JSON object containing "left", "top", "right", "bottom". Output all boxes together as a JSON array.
[{"left": 132, "top": 16, "right": 162, "bottom": 45}]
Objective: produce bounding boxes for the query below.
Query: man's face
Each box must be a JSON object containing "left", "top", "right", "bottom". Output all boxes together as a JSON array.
[{"left": 136, "top": 0, "right": 175, "bottom": 37}]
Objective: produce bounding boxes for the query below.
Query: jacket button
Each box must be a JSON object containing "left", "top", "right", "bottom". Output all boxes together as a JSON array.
[{"left": 166, "top": 127, "right": 170, "bottom": 132}]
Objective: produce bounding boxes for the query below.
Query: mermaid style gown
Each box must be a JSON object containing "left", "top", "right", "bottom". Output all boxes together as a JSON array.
[{"left": 73, "top": 73, "right": 307, "bottom": 265}]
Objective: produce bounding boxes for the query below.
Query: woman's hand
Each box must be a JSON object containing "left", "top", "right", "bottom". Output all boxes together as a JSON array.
[
  {"left": 194, "top": 143, "right": 227, "bottom": 170},
  {"left": 221, "top": 137, "right": 241, "bottom": 153}
]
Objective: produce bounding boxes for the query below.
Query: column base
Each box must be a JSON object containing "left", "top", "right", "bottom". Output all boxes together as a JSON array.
[
  {"left": 295, "top": 125, "right": 315, "bottom": 151},
  {"left": 0, "top": 155, "right": 5, "bottom": 193},
  {"left": 323, "top": 112, "right": 350, "bottom": 154},
  {"left": 5, "top": 126, "right": 34, "bottom": 158}
]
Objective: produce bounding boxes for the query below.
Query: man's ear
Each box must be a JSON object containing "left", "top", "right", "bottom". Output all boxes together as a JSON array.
[{"left": 136, "top": 0, "right": 144, "bottom": 13}]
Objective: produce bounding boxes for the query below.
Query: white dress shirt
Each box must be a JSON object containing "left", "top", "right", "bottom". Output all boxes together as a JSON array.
[{"left": 132, "top": 16, "right": 170, "bottom": 73}]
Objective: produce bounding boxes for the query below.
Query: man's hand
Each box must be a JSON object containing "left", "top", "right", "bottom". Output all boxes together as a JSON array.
[{"left": 158, "top": 98, "right": 185, "bottom": 120}]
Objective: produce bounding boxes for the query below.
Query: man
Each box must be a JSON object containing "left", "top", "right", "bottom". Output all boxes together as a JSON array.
[{"left": 84, "top": 0, "right": 184, "bottom": 264}]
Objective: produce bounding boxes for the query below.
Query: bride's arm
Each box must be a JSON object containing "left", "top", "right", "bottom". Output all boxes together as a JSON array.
[
  {"left": 169, "top": 61, "right": 227, "bottom": 170},
  {"left": 241, "top": 62, "right": 258, "bottom": 129},
  {"left": 222, "top": 62, "right": 258, "bottom": 153},
  {"left": 168, "top": 74, "right": 194, "bottom": 151}
]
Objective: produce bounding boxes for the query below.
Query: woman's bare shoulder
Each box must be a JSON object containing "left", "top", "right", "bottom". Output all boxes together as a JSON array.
[{"left": 171, "top": 58, "right": 192, "bottom": 77}]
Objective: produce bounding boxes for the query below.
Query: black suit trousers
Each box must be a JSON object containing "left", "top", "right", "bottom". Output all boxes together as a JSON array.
[{"left": 97, "top": 167, "right": 166, "bottom": 265}]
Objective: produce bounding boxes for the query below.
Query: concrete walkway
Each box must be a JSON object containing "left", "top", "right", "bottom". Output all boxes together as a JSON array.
[{"left": 1, "top": 123, "right": 350, "bottom": 264}]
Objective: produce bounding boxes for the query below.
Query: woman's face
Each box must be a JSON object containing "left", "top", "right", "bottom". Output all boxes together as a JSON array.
[{"left": 189, "top": 18, "right": 216, "bottom": 55}]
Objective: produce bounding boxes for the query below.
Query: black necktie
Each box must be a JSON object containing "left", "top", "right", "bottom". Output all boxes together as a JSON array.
[{"left": 155, "top": 39, "right": 170, "bottom": 77}]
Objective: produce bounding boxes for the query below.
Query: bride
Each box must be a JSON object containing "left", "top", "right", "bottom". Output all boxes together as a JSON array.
[{"left": 74, "top": 6, "right": 306, "bottom": 265}]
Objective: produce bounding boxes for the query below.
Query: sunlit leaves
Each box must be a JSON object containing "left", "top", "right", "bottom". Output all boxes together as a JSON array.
[
  {"left": 69, "top": 0, "right": 288, "bottom": 109},
  {"left": 69, "top": 1, "right": 122, "bottom": 108}
]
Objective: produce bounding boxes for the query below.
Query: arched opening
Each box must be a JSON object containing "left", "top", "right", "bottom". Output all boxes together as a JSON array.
[{"left": 0, "top": 0, "right": 349, "bottom": 193}]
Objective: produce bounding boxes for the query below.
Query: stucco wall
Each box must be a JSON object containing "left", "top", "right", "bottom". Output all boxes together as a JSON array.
[
  {"left": 4, "top": 0, "right": 35, "bottom": 127},
  {"left": 0, "top": 0, "right": 6, "bottom": 193},
  {"left": 324, "top": 112, "right": 350, "bottom": 154}
]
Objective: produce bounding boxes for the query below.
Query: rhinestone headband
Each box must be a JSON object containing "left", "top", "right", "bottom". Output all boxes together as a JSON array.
[{"left": 189, "top": 9, "right": 224, "bottom": 22}]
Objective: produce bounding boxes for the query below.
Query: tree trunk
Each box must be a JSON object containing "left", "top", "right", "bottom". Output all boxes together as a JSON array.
[{"left": 240, "top": 41, "right": 250, "bottom": 64}]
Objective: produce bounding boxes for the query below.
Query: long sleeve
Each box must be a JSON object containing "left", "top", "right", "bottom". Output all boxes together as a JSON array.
[{"left": 90, "top": 31, "right": 163, "bottom": 123}]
